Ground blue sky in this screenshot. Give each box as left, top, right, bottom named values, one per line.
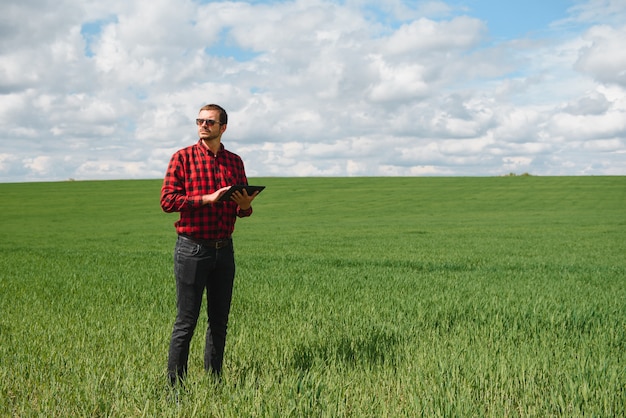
left=1, top=0, right=625, bottom=182
left=460, top=0, right=576, bottom=39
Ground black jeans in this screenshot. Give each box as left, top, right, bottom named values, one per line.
left=167, top=235, right=235, bottom=385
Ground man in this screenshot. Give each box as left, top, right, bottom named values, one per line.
left=160, top=103, right=258, bottom=385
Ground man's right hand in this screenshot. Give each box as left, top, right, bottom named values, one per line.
left=201, top=186, right=231, bottom=205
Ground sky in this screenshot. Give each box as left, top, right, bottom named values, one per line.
left=1, top=0, right=625, bottom=182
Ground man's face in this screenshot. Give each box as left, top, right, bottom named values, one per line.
left=197, top=109, right=225, bottom=141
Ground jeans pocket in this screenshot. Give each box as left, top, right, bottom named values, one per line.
left=176, top=238, right=201, bottom=257
left=175, top=239, right=201, bottom=284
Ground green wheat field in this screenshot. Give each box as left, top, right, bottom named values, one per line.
left=1, top=176, right=624, bottom=417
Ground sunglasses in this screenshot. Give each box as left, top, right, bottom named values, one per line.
left=196, top=119, right=221, bottom=126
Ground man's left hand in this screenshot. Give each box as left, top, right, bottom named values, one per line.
left=230, top=188, right=258, bottom=210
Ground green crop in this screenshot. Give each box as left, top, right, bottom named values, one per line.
left=1, top=176, right=624, bottom=417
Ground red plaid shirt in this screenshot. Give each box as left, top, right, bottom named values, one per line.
left=160, top=140, right=252, bottom=240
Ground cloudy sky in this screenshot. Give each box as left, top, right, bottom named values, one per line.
left=1, top=0, right=625, bottom=182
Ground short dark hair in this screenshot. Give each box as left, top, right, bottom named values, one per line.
left=199, top=104, right=228, bottom=125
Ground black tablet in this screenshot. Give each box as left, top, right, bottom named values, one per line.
left=218, top=185, right=265, bottom=202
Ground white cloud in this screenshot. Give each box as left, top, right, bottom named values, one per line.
left=0, top=0, right=625, bottom=182
left=549, top=112, right=626, bottom=142
left=575, top=24, right=626, bottom=87
left=24, top=156, right=53, bottom=175
left=75, top=160, right=159, bottom=179
left=382, top=16, right=486, bottom=55
left=502, top=156, right=533, bottom=172
left=563, top=91, right=611, bottom=115
left=0, top=153, right=18, bottom=172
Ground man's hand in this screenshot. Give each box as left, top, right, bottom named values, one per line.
left=201, top=186, right=232, bottom=205
left=230, top=188, right=259, bottom=210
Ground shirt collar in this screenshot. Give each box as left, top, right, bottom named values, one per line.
left=197, top=139, right=224, bottom=156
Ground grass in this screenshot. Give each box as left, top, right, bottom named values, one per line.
left=0, top=176, right=624, bottom=416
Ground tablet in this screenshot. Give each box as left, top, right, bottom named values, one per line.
left=218, top=185, right=265, bottom=202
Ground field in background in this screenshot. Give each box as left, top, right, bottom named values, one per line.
left=0, top=176, right=624, bottom=417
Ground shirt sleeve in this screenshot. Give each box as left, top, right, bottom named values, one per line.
left=237, top=206, right=253, bottom=217
left=234, top=156, right=253, bottom=217
left=160, top=152, right=198, bottom=213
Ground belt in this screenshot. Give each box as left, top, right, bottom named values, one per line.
left=180, top=234, right=232, bottom=249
